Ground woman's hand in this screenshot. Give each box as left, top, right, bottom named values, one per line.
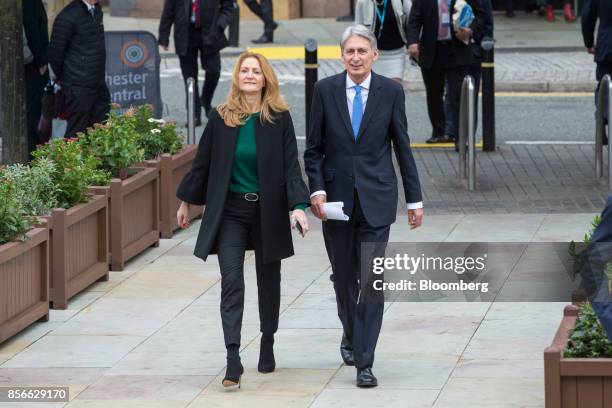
left=177, top=201, right=190, bottom=229
left=290, top=209, right=309, bottom=237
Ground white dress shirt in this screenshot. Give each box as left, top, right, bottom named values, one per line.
left=82, top=0, right=95, bottom=15
left=311, top=72, right=423, bottom=211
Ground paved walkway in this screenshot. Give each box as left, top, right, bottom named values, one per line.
left=0, top=213, right=599, bottom=407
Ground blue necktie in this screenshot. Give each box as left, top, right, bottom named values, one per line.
left=352, top=85, right=363, bottom=140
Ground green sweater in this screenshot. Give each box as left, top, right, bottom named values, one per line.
left=229, top=113, right=306, bottom=211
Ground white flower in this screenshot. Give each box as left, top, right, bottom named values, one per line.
left=150, top=128, right=161, bottom=134
left=147, top=118, right=156, bottom=123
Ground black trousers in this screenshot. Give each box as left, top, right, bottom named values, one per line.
left=244, top=0, right=275, bottom=34
left=179, top=25, right=221, bottom=121
left=216, top=193, right=281, bottom=348
left=64, top=83, right=110, bottom=139
left=323, top=191, right=389, bottom=369
left=25, top=63, right=48, bottom=156
left=421, top=42, right=470, bottom=138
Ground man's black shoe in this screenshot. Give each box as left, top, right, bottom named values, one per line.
left=356, top=367, right=378, bottom=388
left=426, top=135, right=453, bottom=144
left=252, top=33, right=273, bottom=44
left=186, top=118, right=202, bottom=128
left=340, top=334, right=354, bottom=366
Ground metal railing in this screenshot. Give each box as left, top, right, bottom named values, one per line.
left=595, top=74, right=612, bottom=191
left=187, top=77, right=196, bottom=145
left=458, top=75, right=476, bottom=191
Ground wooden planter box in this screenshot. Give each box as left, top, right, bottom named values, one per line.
left=145, top=145, right=203, bottom=238
left=45, top=194, right=109, bottom=309
left=545, top=304, right=612, bottom=408
left=0, top=228, right=50, bottom=344
left=90, top=167, right=160, bottom=271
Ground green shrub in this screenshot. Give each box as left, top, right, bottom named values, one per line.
left=78, top=111, right=144, bottom=179
left=565, top=303, right=612, bottom=358
left=0, top=160, right=58, bottom=217
left=131, top=105, right=184, bottom=160
left=0, top=171, right=33, bottom=245
left=32, top=139, right=111, bottom=208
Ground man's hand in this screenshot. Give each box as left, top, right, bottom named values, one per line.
left=310, top=194, right=327, bottom=221
left=39, top=65, right=47, bottom=76
left=160, top=44, right=169, bottom=51
left=407, top=208, right=423, bottom=229
left=408, top=43, right=419, bottom=62
left=587, top=47, right=595, bottom=54
left=455, top=27, right=471, bottom=43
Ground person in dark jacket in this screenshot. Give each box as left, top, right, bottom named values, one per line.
left=176, top=52, right=310, bottom=389
left=23, top=0, right=49, bottom=157
left=47, top=0, right=110, bottom=139
left=407, top=0, right=484, bottom=144
left=159, top=0, right=232, bottom=126
left=582, top=0, right=612, bottom=145
left=244, top=0, right=278, bottom=44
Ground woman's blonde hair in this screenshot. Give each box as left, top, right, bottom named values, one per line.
left=217, top=52, right=288, bottom=127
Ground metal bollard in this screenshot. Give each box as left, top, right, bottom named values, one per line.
left=481, top=37, right=495, bottom=152
left=305, top=39, right=318, bottom=137
left=459, top=75, right=476, bottom=191
left=187, top=77, right=195, bottom=145
left=595, top=75, right=610, bottom=181
left=228, top=1, right=240, bottom=48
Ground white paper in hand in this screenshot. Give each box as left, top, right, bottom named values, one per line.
left=323, top=202, right=349, bottom=221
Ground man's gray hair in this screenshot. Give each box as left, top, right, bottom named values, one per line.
left=340, top=24, right=378, bottom=51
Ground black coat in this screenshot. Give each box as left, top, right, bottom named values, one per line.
left=406, top=0, right=485, bottom=69
left=158, top=0, right=233, bottom=57
left=176, top=109, right=310, bottom=264
left=23, top=0, right=49, bottom=69
left=582, top=0, right=612, bottom=63
left=48, top=0, right=106, bottom=88
left=304, top=72, right=422, bottom=228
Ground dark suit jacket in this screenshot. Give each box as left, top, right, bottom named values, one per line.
left=582, top=0, right=612, bottom=63
left=23, top=0, right=49, bottom=69
left=406, top=0, right=485, bottom=69
left=304, top=71, right=422, bottom=228
left=176, top=109, right=310, bottom=264
left=579, top=194, right=612, bottom=340
left=158, top=0, right=232, bottom=56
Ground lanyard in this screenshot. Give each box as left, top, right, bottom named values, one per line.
left=375, top=0, right=388, bottom=37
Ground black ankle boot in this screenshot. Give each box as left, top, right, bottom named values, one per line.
left=223, top=345, right=243, bottom=388
left=258, top=334, right=275, bottom=373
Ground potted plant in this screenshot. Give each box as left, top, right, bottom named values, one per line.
left=80, top=111, right=160, bottom=271
left=132, top=105, right=202, bottom=238
left=545, top=217, right=612, bottom=408
left=0, top=171, right=49, bottom=343
left=31, top=139, right=111, bottom=309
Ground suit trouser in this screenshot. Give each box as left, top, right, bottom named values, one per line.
left=25, top=63, right=48, bottom=156
left=323, top=191, right=389, bottom=369
left=179, top=25, right=221, bottom=121
left=444, top=54, right=482, bottom=138
left=421, top=42, right=470, bottom=138
left=244, top=0, right=275, bottom=34
left=64, top=83, right=110, bottom=139
left=216, top=193, right=281, bottom=348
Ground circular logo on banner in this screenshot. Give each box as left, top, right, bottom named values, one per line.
left=120, top=40, right=148, bottom=68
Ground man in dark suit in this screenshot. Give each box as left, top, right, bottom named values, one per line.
left=159, top=0, right=233, bottom=125
left=48, top=0, right=110, bottom=139
left=407, top=0, right=484, bottom=144
left=23, top=0, right=49, bottom=156
left=579, top=195, right=612, bottom=340
left=582, top=0, right=611, bottom=145
left=304, top=25, right=423, bottom=388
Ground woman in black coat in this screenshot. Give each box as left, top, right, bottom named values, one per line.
left=176, top=52, right=310, bottom=389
